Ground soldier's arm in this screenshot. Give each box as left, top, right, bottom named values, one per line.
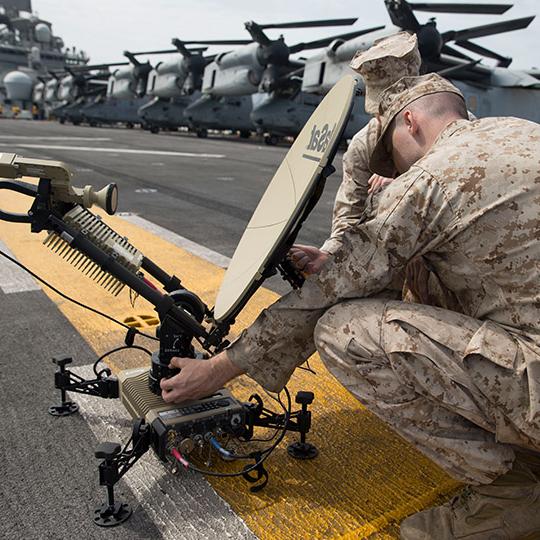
left=227, top=169, right=454, bottom=392
left=320, top=120, right=378, bottom=254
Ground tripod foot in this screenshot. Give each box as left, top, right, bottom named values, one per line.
left=94, top=501, right=132, bottom=527
left=48, top=401, right=79, bottom=416
left=287, top=441, right=318, bottom=460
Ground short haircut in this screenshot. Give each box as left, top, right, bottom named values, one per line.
left=397, top=91, right=468, bottom=125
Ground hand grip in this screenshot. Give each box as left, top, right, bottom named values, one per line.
left=0, top=180, right=37, bottom=223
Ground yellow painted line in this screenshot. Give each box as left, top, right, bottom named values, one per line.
left=0, top=185, right=460, bottom=539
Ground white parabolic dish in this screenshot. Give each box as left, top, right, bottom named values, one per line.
left=213, top=75, right=357, bottom=323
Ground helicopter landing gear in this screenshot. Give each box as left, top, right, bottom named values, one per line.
left=196, top=128, right=208, bottom=138
left=264, top=134, right=279, bottom=146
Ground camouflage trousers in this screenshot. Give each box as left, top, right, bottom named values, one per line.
left=314, top=298, right=540, bottom=485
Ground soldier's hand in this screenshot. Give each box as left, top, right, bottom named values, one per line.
left=160, top=351, right=244, bottom=403
left=368, top=174, right=394, bottom=194
left=289, top=244, right=329, bottom=275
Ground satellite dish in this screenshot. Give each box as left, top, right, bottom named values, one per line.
left=212, top=74, right=357, bottom=325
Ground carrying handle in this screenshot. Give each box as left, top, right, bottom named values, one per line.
left=0, top=180, right=38, bottom=223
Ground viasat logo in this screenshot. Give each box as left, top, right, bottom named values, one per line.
left=306, top=123, right=335, bottom=153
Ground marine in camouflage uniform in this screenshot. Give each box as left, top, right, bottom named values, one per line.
left=161, top=34, right=540, bottom=539
left=225, top=72, right=540, bottom=537
left=321, top=31, right=420, bottom=255
left=320, top=32, right=459, bottom=309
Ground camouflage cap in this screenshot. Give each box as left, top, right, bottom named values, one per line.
left=369, top=73, right=465, bottom=177
left=349, top=31, right=421, bottom=114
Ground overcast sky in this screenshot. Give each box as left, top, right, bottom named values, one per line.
left=32, top=0, right=539, bottom=71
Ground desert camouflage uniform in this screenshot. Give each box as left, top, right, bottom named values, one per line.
left=320, top=31, right=420, bottom=254
left=228, top=116, right=540, bottom=485
left=320, top=118, right=380, bottom=254
left=320, top=116, right=463, bottom=309
left=320, top=32, right=451, bottom=305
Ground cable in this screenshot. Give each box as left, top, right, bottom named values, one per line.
left=297, top=359, right=317, bottom=375
left=93, top=344, right=153, bottom=377
left=172, top=387, right=292, bottom=479
left=0, top=248, right=159, bottom=341
left=246, top=428, right=281, bottom=444
left=209, top=437, right=236, bottom=459
left=171, top=448, right=189, bottom=469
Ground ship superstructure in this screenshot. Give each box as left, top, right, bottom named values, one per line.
left=0, top=0, right=88, bottom=110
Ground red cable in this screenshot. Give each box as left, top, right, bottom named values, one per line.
left=171, top=448, right=190, bottom=469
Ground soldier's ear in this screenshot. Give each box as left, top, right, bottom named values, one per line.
left=402, top=109, right=419, bottom=135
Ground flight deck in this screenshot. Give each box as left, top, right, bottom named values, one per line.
left=0, top=119, right=460, bottom=539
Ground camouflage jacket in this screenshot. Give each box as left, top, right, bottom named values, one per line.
left=228, top=117, right=540, bottom=392
left=320, top=118, right=379, bottom=254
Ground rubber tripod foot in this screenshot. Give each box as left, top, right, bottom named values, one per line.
left=48, top=401, right=79, bottom=416
left=94, top=502, right=132, bottom=527
left=287, top=441, right=318, bottom=460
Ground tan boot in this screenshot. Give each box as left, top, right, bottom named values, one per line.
left=400, top=453, right=540, bottom=539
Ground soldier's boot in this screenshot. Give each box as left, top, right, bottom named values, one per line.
left=400, top=450, right=540, bottom=540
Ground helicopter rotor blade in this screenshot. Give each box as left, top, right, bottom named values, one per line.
left=129, top=47, right=207, bottom=56
left=442, top=15, right=535, bottom=42
left=409, top=2, right=512, bottom=15
left=437, top=58, right=482, bottom=77
left=455, top=39, right=512, bottom=67
left=130, top=49, right=177, bottom=55
left=289, top=25, right=385, bottom=54
left=171, top=38, right=209, bottom=58
left=259, top=18, right=358, bottom=29
left=384, top=0, right=421, bottom=32
left=181, top=39, right=252, bottom=45
left=440, top=44, right=474, bottom=61
left=69, top=62, right=129, bottom=71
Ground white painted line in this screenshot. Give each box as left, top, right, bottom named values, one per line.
left=70, top=364, right=257, bottom=540
left=217, top=176, right=235, bottom=181
left=0, top=136, right=111, bottom=141
left=8, top=143, right=225, bottom=159
left=0, top=239, right=40, bottom=294
left=135, top=188, right=157, bottom=193
left=118, top=213, right=230, bottom=269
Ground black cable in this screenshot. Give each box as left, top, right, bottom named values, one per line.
left=93, top=344, right=152, bottom=377
left=0, top=248, right=159, bottom=341
left=177, top=386, right=292, bottom=478
left=243, top=430, right=281, bottom=444
left=297, top=361, right=317, bottom=375
left=0, top=247, right=299, bottom=478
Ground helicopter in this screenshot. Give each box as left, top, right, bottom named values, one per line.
left=181, top=17, right=383, bottom=141
left=31, top=74, right=49, bottom=118
left=32, top=71, right=64, bottom=119
left=51, top=63, right=128, bottom=125
left=137, top=40, right=210, bottom=134
left=79, top=51, right=162, bottom=128
left=252, top=1, right=538, bottom=140
left=311, top=3, right=537, bottom=116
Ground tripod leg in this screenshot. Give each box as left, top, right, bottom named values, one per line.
left=48, top=356, right=79, bottom=416
left=287, top=391, right=318, bottom=460
left=93, top=442, right=132, bottom=527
